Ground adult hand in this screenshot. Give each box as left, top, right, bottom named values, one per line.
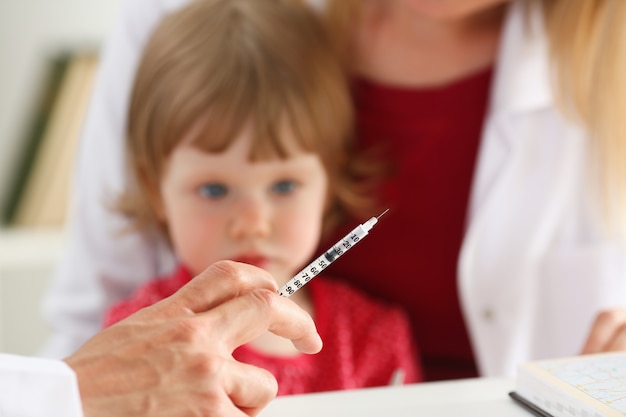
left=581, top=308, right=626, bottom=354
left=64, top=261, right=322, bottom=417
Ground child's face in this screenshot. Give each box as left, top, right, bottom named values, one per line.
left=158, top=124, right=328, bottom=286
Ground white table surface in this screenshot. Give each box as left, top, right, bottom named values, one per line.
left=261, top=377, right=530, bottom=417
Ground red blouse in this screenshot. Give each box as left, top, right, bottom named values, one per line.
left=320, top=67, right=493, bottom=381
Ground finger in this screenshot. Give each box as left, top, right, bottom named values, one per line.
left=223, top=360, right=278, bottom=415
left=265, top=293, right=324, bottom=354
left=581, top=310, right=626, bottom=354
left=202, top=288, right=322, bottom=354
left=163, top=261, right=278, bottom=315
left=200, top=392, right=254, bottom=417
left=603, top=323, right=626, bottom=352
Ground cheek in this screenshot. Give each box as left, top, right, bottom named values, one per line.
left=281, top=214, right=324, bottom=264
left=166, top=209, right=224, bottom=274
left=279, top=192, right=327, bottom=258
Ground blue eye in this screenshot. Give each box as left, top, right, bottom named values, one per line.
left=199, top=183, right=228, bottom=199
left=272, top=180, right=297, bottom=195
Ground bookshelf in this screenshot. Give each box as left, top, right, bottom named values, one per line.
left=0, top=0, right=122, bottom=221
left=3, top=52, right=99, bottom=227
left=0, top=0, right=121, bottom=355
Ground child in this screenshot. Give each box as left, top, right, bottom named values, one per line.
left=104, top=0, right=421, bottom=395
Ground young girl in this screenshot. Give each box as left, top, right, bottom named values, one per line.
left=103, top=0, right=421, bottom=395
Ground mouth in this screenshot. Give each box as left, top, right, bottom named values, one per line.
left=232, top=254, right=270, bottom=269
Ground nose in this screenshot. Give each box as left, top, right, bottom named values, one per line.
left=229, top=196, right=271, bottom=240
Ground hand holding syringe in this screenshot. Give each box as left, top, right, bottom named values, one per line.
left=278, top=209, right=389, bottom=297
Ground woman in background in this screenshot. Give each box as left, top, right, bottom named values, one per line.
left=41, top=0, right=626, bottom=384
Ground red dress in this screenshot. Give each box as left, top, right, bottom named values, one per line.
left=104, top=265, right=422, bottom=395
left=320, top=68, right=493, bottom=381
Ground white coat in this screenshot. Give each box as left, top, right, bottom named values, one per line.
left=0, top=354, right=83, bottom=416
left=40, top=0, right=626, bottom=380
left=459, top=0, right=626, bottom=377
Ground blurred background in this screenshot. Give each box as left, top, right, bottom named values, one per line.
left=0, top=0, right=122, bottom=356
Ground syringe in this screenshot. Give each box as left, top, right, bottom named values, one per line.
left=278, top=209, right=389, bottom=297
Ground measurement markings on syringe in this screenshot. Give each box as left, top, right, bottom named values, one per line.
left=278, top=211, right=387, bottom=297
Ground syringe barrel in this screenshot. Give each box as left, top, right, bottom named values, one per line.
left=277, top=224, right=370, bottom=297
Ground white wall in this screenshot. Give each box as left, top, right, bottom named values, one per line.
left=0, top=229, right=66, bottom=355
left=0, top=0, right=123, bottom=212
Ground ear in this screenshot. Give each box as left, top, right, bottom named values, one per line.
left=139, top=168, right=167, bottom=223
left=322, top=170, right=336, bottom=213
left=151, top=188, right=167, bottom=223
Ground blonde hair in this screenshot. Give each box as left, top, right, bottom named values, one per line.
left=538, top=0, right=626, bottom=235
left=324, top=0, right=626, bottom=235
left=121, top=0, right=373, bottom=236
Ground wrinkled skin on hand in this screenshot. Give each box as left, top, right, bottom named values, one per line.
left=64, top=261, right=322, bottom=417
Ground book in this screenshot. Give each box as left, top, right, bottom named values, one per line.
left=510, top=352, right=626, bottom=417
left=1, top=54, right=71, bottom=225
left=7, top=51, right=98, bottom=228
